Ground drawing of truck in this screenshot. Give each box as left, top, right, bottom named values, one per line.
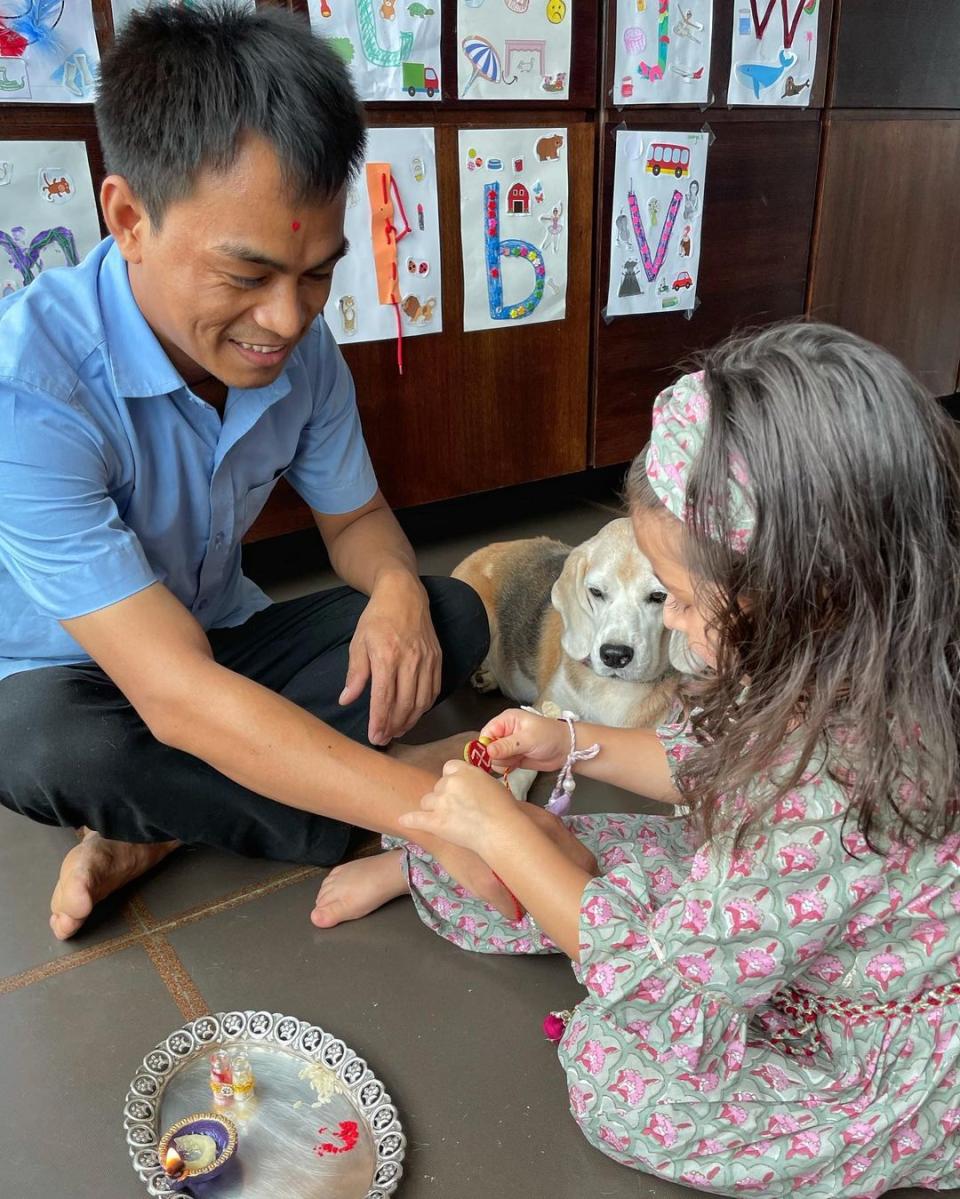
left=402, top=63, right=439, bottom=97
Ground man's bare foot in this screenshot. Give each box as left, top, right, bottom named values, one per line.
left=49, top=829, right=179, bottom=941
left=311, top=850, right=407, bottom=929
left=389, top=731, right=479, bottom=776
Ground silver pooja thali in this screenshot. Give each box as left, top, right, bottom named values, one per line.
left=124, top=1010, right=406, bottom=1197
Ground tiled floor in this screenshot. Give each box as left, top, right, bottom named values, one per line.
left=0, top=476, right=950, bottom=1198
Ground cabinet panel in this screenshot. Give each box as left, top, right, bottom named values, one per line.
left=808, top=115, right=960, bottom=396
left=592, top=114, right=821, bottom=468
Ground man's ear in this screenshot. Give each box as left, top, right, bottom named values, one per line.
left=100, top=174, right=151, bottom=265
left=551, top=545, right=595, bottom=661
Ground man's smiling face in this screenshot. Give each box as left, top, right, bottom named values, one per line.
left=126, top=134, right=348, bottom=388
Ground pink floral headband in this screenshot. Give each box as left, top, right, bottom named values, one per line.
left=644, top=371, right=755, bottom=552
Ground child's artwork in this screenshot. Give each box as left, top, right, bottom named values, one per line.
left=0, top=0, right=101, bottom=104
left=605, top=129, right=708, bottom=318
left=726, top=0, right=818, bottom=107
left=111, top=0, right=255, bottom=34
left=458, top=127, right=568, bottom=333
left=457, top=0, right=572, bottom=101
left=0, top=139, right=101, bottom=297
left=327, top=127, right=442, bottom=346
left=613, top=0, right=713, bottom=106
left=307, top=0, right=442, bottom=102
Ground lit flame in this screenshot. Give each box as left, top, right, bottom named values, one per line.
left=164, top=1147, right=186, bottom=1178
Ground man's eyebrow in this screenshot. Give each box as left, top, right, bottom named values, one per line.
left=214, top=239, right=349, bottom=274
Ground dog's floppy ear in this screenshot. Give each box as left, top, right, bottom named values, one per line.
left=551, top=545, right=595, bottom=661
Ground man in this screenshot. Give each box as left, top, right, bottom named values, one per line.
left=0, top=3, right=505, bottom=938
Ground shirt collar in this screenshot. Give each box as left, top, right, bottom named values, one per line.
left=98, top=238, right=185, bottom=398
left=97, top=238, right=294, bottom=408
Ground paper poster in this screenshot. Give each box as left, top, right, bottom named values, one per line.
left=605, top=129, right=707, bottom=318
left=727, top=0, right=818, bottom=107
left=111, top=0, right=255, bottom=34
left=0, top=140, right=101, bottom=297
left=458, top=128, right=568, bottom=334
left=457, top=0, right=572, bottom=101
left=613, top=0, right=713, bottom=106
left=327, top=127, right=441, bottom=346
left=307, top=0, right=441, bottom=102
left=0, top=0, right=101, bottom=104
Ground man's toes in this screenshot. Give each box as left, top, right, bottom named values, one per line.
left=49, top=909, right=85, bottom=941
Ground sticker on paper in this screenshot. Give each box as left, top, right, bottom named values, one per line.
left=727, top=0, right=818, bottom=107
left=605, top=129, right=708, bottom=317
left=459, top=127, right=568, bottom=332
left=308, top=0, right=442, bottom=102
left=614, top=0, right=713, bottom=106
left=0, top=0, right=101, bottom=104
left=0, top=139, right=100, bottom=297
left=327, top=126, right=442, bottom=345
left=457, top=0, right=572, bottom=101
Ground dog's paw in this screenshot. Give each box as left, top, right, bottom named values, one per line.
left=470, top=665, right=498, bottom=693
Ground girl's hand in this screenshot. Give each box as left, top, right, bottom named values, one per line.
left=480, top=708, right=569, bottom=773
left=398, top=759, right=519, bottom=857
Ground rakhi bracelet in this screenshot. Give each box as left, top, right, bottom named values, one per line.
left=522, top=706, right=601, bottom=817
left=463, top=736, right=524, bottom=923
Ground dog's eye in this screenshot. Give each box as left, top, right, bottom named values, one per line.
left=588, top=586, right=605, bottom=600
left=648, top=591, right=668, bottom=604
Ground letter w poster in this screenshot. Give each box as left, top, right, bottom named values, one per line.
left=458, top=128, right=568, bottom=333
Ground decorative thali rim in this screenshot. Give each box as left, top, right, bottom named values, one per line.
left=124, top=1009, right=405, bottom=1199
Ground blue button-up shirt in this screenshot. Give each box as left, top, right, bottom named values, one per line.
left=0, top=238, right=378, bottom=682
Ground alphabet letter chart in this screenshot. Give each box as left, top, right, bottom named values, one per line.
left=605, top=129, right=708, bottom=318
left=458, top=128, right=568, bottom=333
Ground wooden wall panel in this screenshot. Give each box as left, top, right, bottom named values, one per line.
left=831, top=0, right=960, bottom=110
left=253, top=114, right=596, bottom=539
left=808, top=113, right=960, bottom=396
left=591, top=113, right=822, bottom=468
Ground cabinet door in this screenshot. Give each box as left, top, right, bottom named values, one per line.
left=592, top=115, right=821, bottom=468
left=808, top=115, right=960, bottom=397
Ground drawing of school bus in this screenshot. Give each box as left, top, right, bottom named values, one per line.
left=646, top=143, right=691, bottom=179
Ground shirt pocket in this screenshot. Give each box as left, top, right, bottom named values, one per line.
left=242, top=468, right=287, bottom=531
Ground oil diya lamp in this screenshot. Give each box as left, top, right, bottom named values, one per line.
left=158, top=1112, right=238, bottom=1190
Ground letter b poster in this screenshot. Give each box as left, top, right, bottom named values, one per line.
left=458, top=128, right=568, bottom=333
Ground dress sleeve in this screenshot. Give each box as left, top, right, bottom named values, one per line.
left=575, top=769, right=869, bottom=1017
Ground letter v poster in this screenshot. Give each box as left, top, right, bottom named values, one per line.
left=605, top=129, right=707, bottom=317
left=458, top=128, right=568, bottom=333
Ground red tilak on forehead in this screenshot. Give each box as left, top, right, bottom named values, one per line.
left=291, top=220, right=301, bottom=232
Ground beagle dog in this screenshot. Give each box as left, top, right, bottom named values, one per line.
left=453, top=518, right=677, bottom=797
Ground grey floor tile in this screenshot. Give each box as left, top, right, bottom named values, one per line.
left=0, top=945, right=185, bottom=1197
left=0, top=806, right=135, bottom=978
left=134, top=843, right=305, bottom=924
left=168, top=876, right=641, bottom=1199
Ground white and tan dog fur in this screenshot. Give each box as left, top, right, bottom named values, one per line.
left=453, top=518, right=677, bottom=796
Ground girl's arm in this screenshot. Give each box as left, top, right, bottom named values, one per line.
left=399, top=761, right=590, bottom=958
left=484, top=710, right=682, bottom=805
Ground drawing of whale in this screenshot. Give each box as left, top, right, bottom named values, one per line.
left=736, top=50, right=797, bottom=99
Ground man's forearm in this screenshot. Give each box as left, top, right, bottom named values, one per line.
left=154, top=655, right=438, bottom=843
left=325, top=505, right=422, bottom=597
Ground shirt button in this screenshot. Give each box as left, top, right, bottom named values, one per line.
left=214, top=532, right=225, bottom=551
left=197, top=598, right=209, bottom=611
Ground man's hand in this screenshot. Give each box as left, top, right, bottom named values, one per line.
left=339, top=571, right=441, bottom=746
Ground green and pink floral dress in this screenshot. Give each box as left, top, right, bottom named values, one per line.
left=387, top=714, right=960, bottom=1196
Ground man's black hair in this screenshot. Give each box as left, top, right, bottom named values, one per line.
left=95, top=2, right=366, bottom=223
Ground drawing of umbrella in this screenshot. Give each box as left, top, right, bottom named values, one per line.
left=461, top=35, right=516, bottom=95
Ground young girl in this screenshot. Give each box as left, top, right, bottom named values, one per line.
left=315, top=321, right=960, bottom=1196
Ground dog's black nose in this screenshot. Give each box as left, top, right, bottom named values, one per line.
left=599, top=643, right=634, bottom=668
